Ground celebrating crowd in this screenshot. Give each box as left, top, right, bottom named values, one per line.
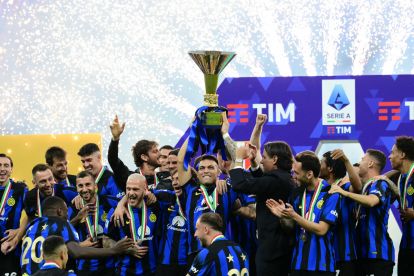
left=0, top=113, right=413, bottom=276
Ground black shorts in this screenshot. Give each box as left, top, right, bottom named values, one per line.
left=155, top=264, right=187, bottom=276
left=398, top=249, right=414, bottom=276
left=76, top=269, right=115, bottom=276
left=290, top=270, right=335, bottom=276
left=335, top=260, right=356, bottom=276
left=0, top=252, right=21, bottom=276
left=356, top=259, right=394, bottom=276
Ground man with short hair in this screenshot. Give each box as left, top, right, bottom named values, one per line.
left=108, top=115, right=162, bottom=190
left=104, top=174, right=161, bottom=276
left=21, top=196, right=134, bottom=275
left=32, top=235, right=76, bottom=276
left=177, top=137, right=244, bottom=266
left=78, top=143, right=125, bottom=199
left=0, top=153, right=28, bottom=276
left=24, top=164, right=77, bottom=221
left=320, top=149, right=362, bottom=275
left=167, top=149, right=179, bottom=176
left=389, top=135, right=414, bottom=276
left=154, top=145, right=174, bottom=190
left=267, top=151, right=341, bottom=276
left=45, top=146, right=76, bottom=187
left=229, top=139, right=294, bottom=275
left=159, top=145, right=173, bottom=173
left=187, top=213, right=249, bottom=276
left=330, top=149, right=396, bottom=276
left=69, top=171, right=119, bottom=276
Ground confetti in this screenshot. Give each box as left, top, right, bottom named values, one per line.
left=0, top=0, right=414, bottom=167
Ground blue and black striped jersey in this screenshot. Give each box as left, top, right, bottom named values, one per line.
left=20, top=216, right=80, bottom=275
left=24, top=186, right=78, bottom=220
left=180, top=180, right=238, bottom=253
left=333, top=182, right=357, bottom=262
left=291, top=180, right=340, bottom=273
left=96, top=167, right=125, bottom=199
left=154, top=190, right=188, bottom=266
left=188, top=236, right=249, bottom=276
left=399, top=172, right=414, bottom=250
left=104, top=203, right=161, bottom=275
left=356, top=179, right=395, bottom=262
left=68, top=195, right=119, bottom=273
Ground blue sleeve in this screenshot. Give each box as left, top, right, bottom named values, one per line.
left=58, top=186, right=78, bottom=203
left=238, top=193, right=255, bottom=206
left=320, top=193, right=340, bottom=224
left=101, top=176, right=124, bottom=199
left=368, top=180, right=388, bottom=205
left=63, top=221, right=80, bottom=243
left=103, top=195, right=120, bottom=209
left=229, top=188, right=239, bottom=207
left=188, top=249, right=212, bottom=275
left=342, top=182, right=351, bottom=192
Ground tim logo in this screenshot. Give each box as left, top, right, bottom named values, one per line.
left=227, top=103, right=296, bottom=124
left=328, top=85, right=350, bottom=111
left=377, top=101, right=401, bottom=121
left=227, top=104, right=249, bottom=123
left=377, top=100, right=414, bottom=121
left=326, top=126, right=352, bottom=135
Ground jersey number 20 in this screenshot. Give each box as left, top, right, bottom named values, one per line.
left=21, top=236, right=45, bottom=265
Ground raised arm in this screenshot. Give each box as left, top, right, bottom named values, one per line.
left=108, top=115, right=130, bottom=190
left=331, top=149, right=362, bottom=193
left=177, top=137, right=192, bottom=185
left=221, top=113, right=237, bottom=162
left=249, top=114, right=267, bottom=165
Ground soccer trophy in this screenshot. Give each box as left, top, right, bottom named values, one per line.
left=183, top=51, right=236, bottom=169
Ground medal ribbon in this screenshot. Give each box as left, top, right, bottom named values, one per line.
left=199, top=185, right=218, bottom=212
left=176, top=196, right=186, bottom=220
left=128, top=201, right=147, bottom=242
left=0, top=180, right=12, bottom=216
left=333, top=178, right=343, bottom=186
left=65, top=177, right=71, bottom=187
left=398, top=163, right=414, bottom=209
left=354, top=178, right=375, bottom=228
left=95, top=166, right=105, bottom=184
left=301, top=179, right=323, bottom=222
left=37, top=187, right=54, bottom=217
left=83, top=195, right=99, bottom=239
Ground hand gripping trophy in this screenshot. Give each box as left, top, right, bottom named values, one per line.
left=183, top=51, right=236, bottom=169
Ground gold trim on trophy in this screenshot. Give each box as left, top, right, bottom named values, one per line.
left=189, top=50, right=236, bottom=126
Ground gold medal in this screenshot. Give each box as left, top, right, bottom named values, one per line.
left=300, top=232, right=308, bottom=242
left=407, top=186, right=414, bottom=196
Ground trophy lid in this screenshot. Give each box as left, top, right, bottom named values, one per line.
left=188, top=51, right=236, bottom=75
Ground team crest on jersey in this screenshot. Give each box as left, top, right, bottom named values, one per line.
left=101, top=211, right=107, bottom=222
left=137, top=225, right=151, bottom=236
left=171, top=216, right=185, bottom=227
left=7, top=197, right=15, bottom=207
left=317, top=199, right=324, bottom=209
left=149, top=213, right=157, bottom=222
left=408, top=186, right=414, bottom=196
